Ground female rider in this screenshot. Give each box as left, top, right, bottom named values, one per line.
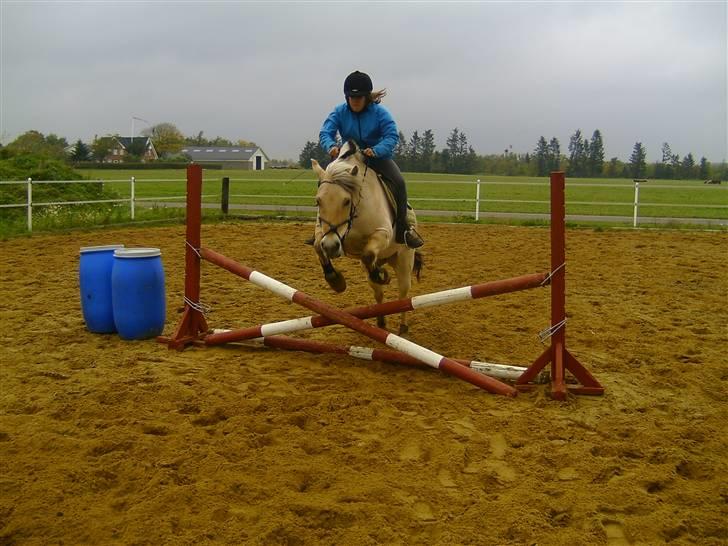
left=318, top=70, right=424, bottom=249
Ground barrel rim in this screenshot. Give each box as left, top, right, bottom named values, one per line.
left=114, top=248, right=161, bottom=258
left=80, top=244, right=125, bottom=254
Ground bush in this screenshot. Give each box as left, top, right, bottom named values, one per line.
left=0, top=154, right=124, bottom=232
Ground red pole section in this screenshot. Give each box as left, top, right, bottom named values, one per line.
left=205, top=271, right=549, bottom=345
left=200, top=247, right=518, bottom=397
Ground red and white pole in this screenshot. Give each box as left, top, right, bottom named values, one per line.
left=204, top=271, right=548, bottom=345
left=201, top=248, right=518, bottom=397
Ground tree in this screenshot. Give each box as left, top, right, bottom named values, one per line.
left=699, top=157, right=710, bottom=179
left=298, top=140, right=328, bottom=168
left=91, top=135, right=115, bottom=161
left=420, top=130, right=436, bottom=173
left=534, top=137, right=549, bottom=176
left=143, top=122, right=185, bottom=156
left=548, top=137, right=561, bottom=171
left=70, top=139, right=90, bottom=162
left=657, top=142, right=674, bottom=179
left=6, top=130, right=67, bottom=159
left=588, top=130, right=605, bottom=176
left=393, top=130, right=408, bottom=170
left=408, top=131, right=421, bottom=173
left=681, top=153, right=696, bottom=179
left=629, top=142, right=647, bottom=178
left=568, top=129, right=586, bottom=177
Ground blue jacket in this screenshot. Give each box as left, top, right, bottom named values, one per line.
left=319, top=102, right=399, bottom=160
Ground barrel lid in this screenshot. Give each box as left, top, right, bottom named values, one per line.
left=114, top=248, right=161, bottom=258
left=80, top=244, right=125, bottom=254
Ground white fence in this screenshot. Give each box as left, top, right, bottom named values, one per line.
left=1, top=177, right=726, bottom=232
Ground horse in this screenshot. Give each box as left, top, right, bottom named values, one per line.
left=311, top=140, right=423, bottom=334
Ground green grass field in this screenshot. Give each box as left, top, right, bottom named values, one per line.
left=78, top=168, right=728, bottom=221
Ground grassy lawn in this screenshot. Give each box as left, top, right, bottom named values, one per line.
left=77, top=168, right=727, bottom=220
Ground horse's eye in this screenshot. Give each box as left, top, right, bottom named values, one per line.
left=343, top=198, right=350, bottom=208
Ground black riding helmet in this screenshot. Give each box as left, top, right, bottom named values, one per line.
left=344, top=71, right=373, bottom=98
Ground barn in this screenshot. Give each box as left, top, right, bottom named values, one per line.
left=180, top=146, right=269, bottom=170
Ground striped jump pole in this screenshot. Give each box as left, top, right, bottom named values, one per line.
left=199, top=247, right=518, bottom=397
left=204, top=271, right=549, bottom=346
left=213, top=331, right=548, bottom=384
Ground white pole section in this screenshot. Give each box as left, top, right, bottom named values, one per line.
left=475, top=179, right=481, bottom=221
left=27, top=178, right=32, bottom=232
left=130, top=176, right=136, bottom=220
left=633, top=180, right=640, bottom=228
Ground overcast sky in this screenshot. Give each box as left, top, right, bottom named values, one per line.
left=1, top=1, right=726, bottom=163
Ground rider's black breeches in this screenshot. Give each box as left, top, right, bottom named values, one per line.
left=367, top=158, right=408, bottom=243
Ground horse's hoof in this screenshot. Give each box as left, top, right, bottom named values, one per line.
left=399, top=323, right=409, bottom=336
left=369, top=268, right=390, bottom=285
left=325, top=271, right=347, bottom=293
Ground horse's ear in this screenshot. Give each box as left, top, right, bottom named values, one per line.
left=349, top=165, right=359, bottom=176
left=311, top=159, right=325, bottom=179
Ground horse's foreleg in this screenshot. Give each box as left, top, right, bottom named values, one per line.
left=361, top=231, right=391, bottom=286
left=367, top=278, right=386, bottom=330
left=392, top=249, right=415, bottom=336
left=315, top=244, right=346, bottom=293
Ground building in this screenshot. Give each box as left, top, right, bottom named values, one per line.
left=103, top=137, right=159, bottom=163
left=179, top=146, right=268, bottom=170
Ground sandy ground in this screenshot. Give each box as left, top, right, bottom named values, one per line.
left=0, top=221, right=726, bottom=545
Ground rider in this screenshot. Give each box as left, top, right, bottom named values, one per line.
left=317, top=70, right=424, bottom=249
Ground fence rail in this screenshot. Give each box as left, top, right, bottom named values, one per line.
left=1, top=176, right=726, bottom=233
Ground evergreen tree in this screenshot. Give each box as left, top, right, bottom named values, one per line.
left=699, top=157, right=710, bottom=179
left=299, top=140, right=328, bottom=168
left=629, top=142, right=647, bottom=178
left=393, top=130, right=408, bottom=170
left=70, top=139, right=90, bottom=162
left=420, top=130, right=436, bottom=173
left=408, top=131, right=421, bottom=173
left=568, top=129, right=586, bottom=176
left=658, top=142, right=673, bottom=179
left=588, top=130, right=605, bottom=176
left=534, top=136, right=549, bottom=176
left=681, top=153, right=696, bottom=179
left=548, top=137, right=561, bottom=171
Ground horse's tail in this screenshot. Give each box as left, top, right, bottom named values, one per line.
left=412, top=250, right=424, bottom=282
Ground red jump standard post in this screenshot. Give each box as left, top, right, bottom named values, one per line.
left=158, top=164, right=208, bottom=349
left=514, top=172, right=604, bottom=399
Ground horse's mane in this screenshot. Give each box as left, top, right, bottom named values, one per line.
left=324, top=141, right=365, bottom=195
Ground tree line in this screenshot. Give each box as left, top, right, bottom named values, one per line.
left=299, top=128, right=725, bottom=180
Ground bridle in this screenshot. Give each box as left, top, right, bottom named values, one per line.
left=317, top=179, right=358, bottom=247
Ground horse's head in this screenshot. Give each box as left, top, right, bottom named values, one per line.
left=312, top=142, right=363, bottom=258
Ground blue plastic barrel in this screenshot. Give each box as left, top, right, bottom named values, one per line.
left=79, top=244, right=125, bottom=333
left=111, top=248, right=166, bottom=340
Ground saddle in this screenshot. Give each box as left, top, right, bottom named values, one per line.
left=374, top=172, right=415, bottom=226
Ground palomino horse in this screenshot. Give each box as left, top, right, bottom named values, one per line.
left=311, top=140, right=423, bottom=334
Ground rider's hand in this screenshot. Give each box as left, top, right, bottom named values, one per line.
left=329, top=146, right=340, bottom=159
left=363, top=148, right=376, bottom=157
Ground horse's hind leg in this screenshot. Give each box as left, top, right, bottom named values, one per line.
left=366, top=276, right=387, bottom=329
left=391, top=249, right=415, bottom=335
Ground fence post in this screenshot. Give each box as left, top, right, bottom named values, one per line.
left=633, top=180, right=640, bottom=227
left=221, top=177, right=230, bottom=214
left=130, top=176, right=136, bottom=220
left=475, top=179, right=481, bottom=221
left=27, top=178, right=33, bottom=232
